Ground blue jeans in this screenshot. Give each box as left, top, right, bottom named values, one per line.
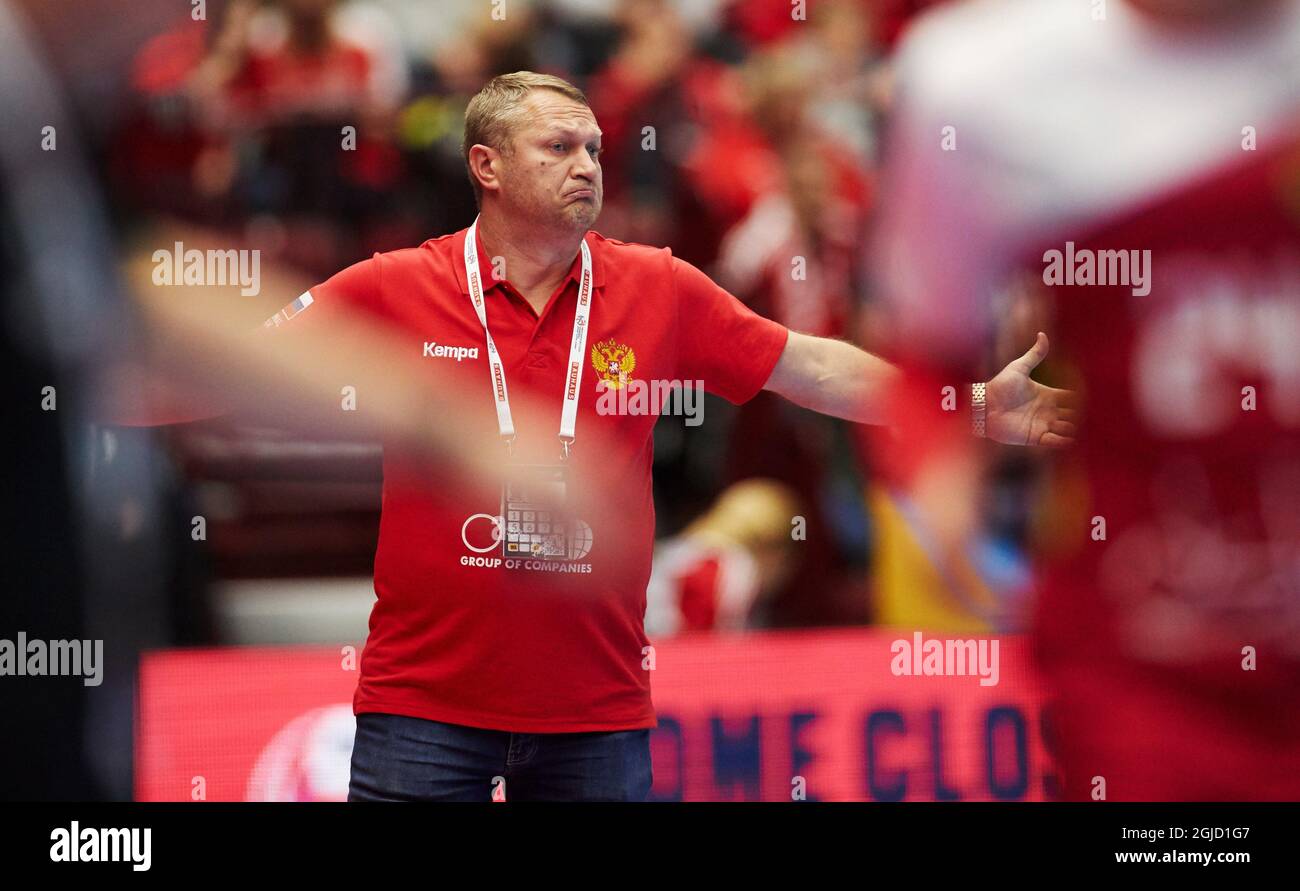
left=347, top=712, right=653, bottom=802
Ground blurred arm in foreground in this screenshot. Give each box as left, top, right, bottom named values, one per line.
left=103, top=221, right=574, bottom=494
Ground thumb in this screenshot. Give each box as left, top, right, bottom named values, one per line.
left=1011, top=331, right=1050, bottom=375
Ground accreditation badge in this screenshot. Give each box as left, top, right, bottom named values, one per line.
left=500, top=464, right=583, bottom=561
left=461, top=215, right=597, bottom=567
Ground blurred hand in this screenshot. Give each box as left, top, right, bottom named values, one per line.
left=986, top=332, right=1079, bottom=448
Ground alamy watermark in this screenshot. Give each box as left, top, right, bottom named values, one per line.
left=890, top=631, right=999, bottom=687
left=595, top=378, right=704, bottom=426
left=50, top=822, right=150, bottom=871
left=152, top=241, right=261, bottom=296
left=0, top=632, right=103, bottom=686
left=1042, top=241, right=1151, bottom=297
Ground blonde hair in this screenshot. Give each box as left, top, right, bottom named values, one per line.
left=686, top=479, right=803, bottom=552
left=462, top=71, right=590, bottom=206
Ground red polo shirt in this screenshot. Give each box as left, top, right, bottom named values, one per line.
left=288, top=225, right=788, bottom=732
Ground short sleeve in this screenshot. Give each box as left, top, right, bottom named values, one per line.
left=673, top=255, right=788, bottom=404
left=261, top=254, right=382, bottom=342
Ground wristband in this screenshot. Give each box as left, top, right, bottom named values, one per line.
left=971, top=382, right=987, bottom=438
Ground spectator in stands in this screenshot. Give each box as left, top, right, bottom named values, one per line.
left=646, top=479, right=803, bottom=635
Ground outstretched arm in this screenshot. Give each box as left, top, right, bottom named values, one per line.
left=763, top=329, right=1077, bottom=447
left=762, top=330, right=901, bottom=426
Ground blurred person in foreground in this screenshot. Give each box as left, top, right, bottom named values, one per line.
left=232, top=70, right=1070, bottom=802
left=644, top=479, right=802, bottom=636
left=0, top=0, right=479, bottom=799
left=876, top=0, right=1300, bottom=799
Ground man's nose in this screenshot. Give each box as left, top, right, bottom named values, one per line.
left=571, top=151, right=598, bottom=182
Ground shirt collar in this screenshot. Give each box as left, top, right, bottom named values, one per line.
left=453, top=224, right=606, bottom=299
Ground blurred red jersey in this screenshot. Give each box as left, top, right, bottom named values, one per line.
left=1032, top=125, right=1300, bottom=800
left=877, top=0, right=1300, bottom=798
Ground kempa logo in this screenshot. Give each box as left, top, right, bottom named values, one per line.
left=1043, top=241, right=1152, bottom=296
left=423, top=341, right=480, bottom=362
left=595, top=378, right=704, bottom=426
left=0, top=632, right=103, bottom=686
left=152, top=241, right=261, bottom=296
left=50, top=822, right=150, bottom=871
left=890, top=631, right=1000, bottom=687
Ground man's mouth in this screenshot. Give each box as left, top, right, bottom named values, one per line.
left=565, top=188, right=595, bottom=200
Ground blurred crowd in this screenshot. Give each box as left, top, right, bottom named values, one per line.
left=73, top=0, right=1041, bottom=641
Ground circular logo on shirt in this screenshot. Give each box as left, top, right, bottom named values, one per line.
left=567, top=520, right=594, bottom=560
left=461, top=513, right=503, bottom=553
left=459, top=514, right=594, bottom=563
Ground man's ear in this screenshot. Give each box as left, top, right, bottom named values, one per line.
left=467, top=144, right=501, bottom=196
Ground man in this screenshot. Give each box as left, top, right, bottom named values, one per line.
left=261, top=71, right=1072, bottom=802
left=875, top=0, right=1300, bottom=799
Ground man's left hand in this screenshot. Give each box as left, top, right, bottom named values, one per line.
left=986, top=332, right=1078, bottom=448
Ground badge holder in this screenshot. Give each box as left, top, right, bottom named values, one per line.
left=462, top=216, right=592, bottom=565
left=499, top=436, right=580, bottom=561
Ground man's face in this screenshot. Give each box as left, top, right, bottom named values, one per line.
left=498, top=90, right=603, bottom=233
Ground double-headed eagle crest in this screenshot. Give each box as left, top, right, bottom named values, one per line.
left=590, top=338, right=636, bottom=389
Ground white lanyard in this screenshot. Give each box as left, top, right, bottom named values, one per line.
left=463, top=216, right=594, bottom=459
